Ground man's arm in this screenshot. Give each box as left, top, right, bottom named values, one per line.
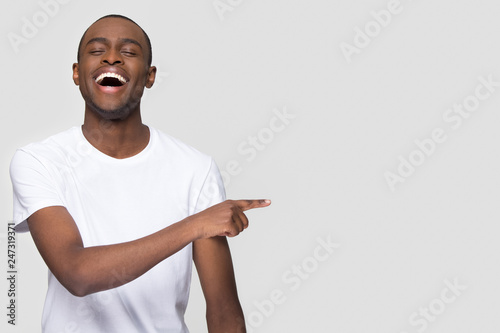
left=27, top=199, right=270, bottom=297
left=194, top=236, right=246, bottom=333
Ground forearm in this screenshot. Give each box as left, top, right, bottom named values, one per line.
left=29, top=200, right=268, bottom=297
left=59, top=218, right=198, bottom=296
left=194, top=236, right=247, bottom=333
left=207, top=301, right=246, bottom=333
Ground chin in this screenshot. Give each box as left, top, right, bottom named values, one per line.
left=89, top=100, right=137, bottom=121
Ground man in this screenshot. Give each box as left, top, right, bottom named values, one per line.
left=9, top=14, right=270, bottom=332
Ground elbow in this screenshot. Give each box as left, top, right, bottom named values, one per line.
left=67, top=288, right=86, bottom=298
left=57, top=265, right=95, bottom=297
left=66, top=284, right=90, bottom=298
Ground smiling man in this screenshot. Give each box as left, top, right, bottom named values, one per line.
left=10, top=14, right=270, bottom=332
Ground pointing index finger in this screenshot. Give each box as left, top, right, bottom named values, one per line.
left=236, top=199, right=272, bottom=211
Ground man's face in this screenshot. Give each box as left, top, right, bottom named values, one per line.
left=73, top=17, right=156, bottom=120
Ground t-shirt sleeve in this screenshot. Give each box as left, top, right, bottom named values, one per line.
left=9, top=149, right=64, bottom=233
left=193, top=158, right=226, bottom=214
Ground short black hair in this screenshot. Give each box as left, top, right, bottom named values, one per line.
left=77, top=14, right=152, bottom=66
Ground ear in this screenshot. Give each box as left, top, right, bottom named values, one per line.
left=72, top=63, right=80, bottom=86
left=145, top=66, right=157, bottom=89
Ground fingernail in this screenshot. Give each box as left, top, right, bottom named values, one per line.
left=264, top=199, right=271, bottom=204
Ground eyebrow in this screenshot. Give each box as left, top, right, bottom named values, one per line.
left=86, top=37, right=143, bottom=49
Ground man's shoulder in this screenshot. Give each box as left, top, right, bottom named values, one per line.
left=15, top=127, right=80, bottom=160
left=151, top=127, right=213, bottom=164
left=10, top=127, right=81, bottom=187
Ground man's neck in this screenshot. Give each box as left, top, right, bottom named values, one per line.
left=82, top=108, right=150, bottom=159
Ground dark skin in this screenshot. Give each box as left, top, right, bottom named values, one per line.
left=27, top=17, right=270, bottom=333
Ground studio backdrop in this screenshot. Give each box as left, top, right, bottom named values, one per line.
left=1, top=0, right=499, bottom=332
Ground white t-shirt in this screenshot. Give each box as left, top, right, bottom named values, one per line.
left=10, top=126, right=226, bottom=333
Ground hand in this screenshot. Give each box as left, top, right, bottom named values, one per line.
left=188, top=199, right=271, bottom=239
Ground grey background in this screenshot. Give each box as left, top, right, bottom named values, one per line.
left=1, top=0, right=499, bottom=332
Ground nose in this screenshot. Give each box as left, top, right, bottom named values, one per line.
left=102, top=48, right=123, bottom=65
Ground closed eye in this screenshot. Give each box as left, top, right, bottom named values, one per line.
left=121, top=49, right=138, bottom=56
left=89, top=49, right=105, bottom=55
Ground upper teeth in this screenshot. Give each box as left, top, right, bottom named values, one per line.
left=95, top=72, right=127, bottom=84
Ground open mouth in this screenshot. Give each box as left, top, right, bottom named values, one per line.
left=95, top=72, right=128, bottom=87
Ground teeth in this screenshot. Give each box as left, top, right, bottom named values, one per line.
left=95, top=72, right=127, bottom=85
